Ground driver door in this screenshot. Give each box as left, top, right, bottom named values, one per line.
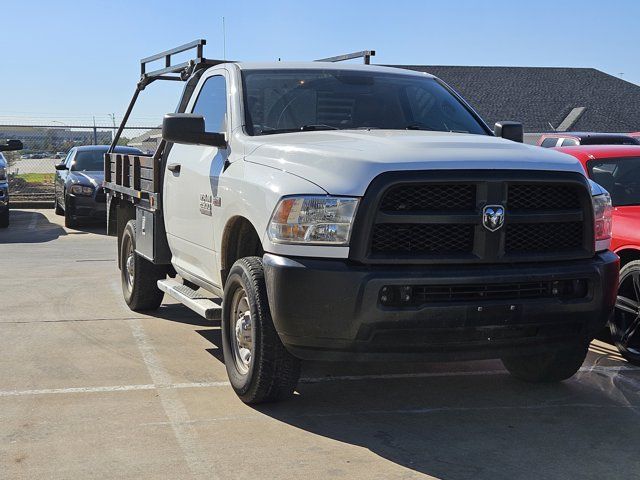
left=163, top=73, right=228, bottom=286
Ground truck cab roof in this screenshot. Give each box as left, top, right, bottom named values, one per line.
left=230, top=62, right=434, bottom=78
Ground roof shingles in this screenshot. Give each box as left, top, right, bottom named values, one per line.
left=391, top=65, right=640, bottom=133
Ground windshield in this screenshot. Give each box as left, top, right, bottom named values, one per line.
left=71, top=150, right=107, bottom=171
left=241, top=69, right=488, bottom=136
left=71, top=148, right=141, bottom=171
left=588, top=157, right=640, bottom=206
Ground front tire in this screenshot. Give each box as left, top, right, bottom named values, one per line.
left=120, top=220, right=165, bottom=311
left=501, top=342, right=588, bottom=382
left=64, top=197, right=77, bottom=228
left=222, top=257, right=300, bottom=404
left=54, top=195, right=64, bottom=215
left=0, top=209, right=8, bottom=228
left=609, top=260, right=640, bottom=366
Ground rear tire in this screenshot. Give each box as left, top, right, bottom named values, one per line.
left=120, top=220, right=166, bottom=311
left=609, top=260, right=640, bottom=366
left=0, top=209, right=8, bottom=228
left=221, top=256, right=300, bottom=404
left=501, top=342, right=588, bottom=382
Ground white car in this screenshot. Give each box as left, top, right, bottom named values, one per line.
left=104, top=41, right=618, bottom=404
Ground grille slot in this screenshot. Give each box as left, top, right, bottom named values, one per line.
left=378, top=279, right=589, bottom=308
left=506, top=222, right=583, bottom=252
left=413, top=282, right=550, bottom=302
left=508, top=184, right=581, bottom=211
left=380, top=184, right=476, bottom=212
left=371, top=224, right=474, bottom=254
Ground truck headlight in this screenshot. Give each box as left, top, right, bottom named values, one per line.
left=268, top=196, right=359, bottom=245
left=592, top=192, right=612, bottom=251
left=0, top=166, right=6, bottom=181
left=70, top=184, right=94, bottom=196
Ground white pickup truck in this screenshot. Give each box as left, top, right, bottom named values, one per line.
left=104, top=40, right=618, bottom=404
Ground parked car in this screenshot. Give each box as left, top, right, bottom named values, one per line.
left=0, top=140, right=23, bottom=228
left=556, top=145, right=640, bottom=365
left=538, top=132, right=640, bottom=148
left=54, top=145, right=143, bottom=228
left=104, top=40, right=619, bottom=404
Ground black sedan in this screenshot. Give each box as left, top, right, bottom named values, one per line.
left=54, top=145, right=143, bottom=228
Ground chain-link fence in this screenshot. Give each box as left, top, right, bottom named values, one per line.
left=1, top=121, right=159, bottom=202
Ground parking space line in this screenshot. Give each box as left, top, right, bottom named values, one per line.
left=139, top=402, right=640, bottom=428
left=129, top=319, right=216, bottom=480
left=1, top=365, right=636, bottom=398
left=3, top=316, right=145, bottom=324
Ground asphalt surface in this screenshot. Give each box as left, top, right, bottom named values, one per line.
left=1, top=209, right=639, bottom=480
left=8, top=157, right=57, bottom=175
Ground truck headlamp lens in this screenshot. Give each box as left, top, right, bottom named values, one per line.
left=0, top=166, right=6, bottom=181
left=70, top=184, right=94, bottom=196
left=592, top=192, right=612, bottom=250
left=268, top=196, right=359, bottom=245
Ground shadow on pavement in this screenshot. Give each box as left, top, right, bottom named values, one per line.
left=66, top=217, right=108, bottom=236
left=191, top=316, right=639, bottom=479
left=0, top=210, right=66, bottom=243
left=258, top=363, right=639, bottom=479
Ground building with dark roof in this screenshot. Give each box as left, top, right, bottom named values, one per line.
left=392, top=66, right=640, bottom=136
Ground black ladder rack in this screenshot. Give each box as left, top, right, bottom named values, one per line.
left=315, top=50, right=376, bottom=64
left=109, top=39, right=228, bottom=152
left=108, top=40, right=377, bottom=153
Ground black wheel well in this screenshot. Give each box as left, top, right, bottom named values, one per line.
left=220, top=216, right=263, bottom=285
left=616, top=248, right=640, bottom=267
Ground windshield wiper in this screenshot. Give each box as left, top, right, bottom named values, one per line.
left=299, top=124, right=339, bottom=131
left=259, top=124, right=339, bottom=135
left=405, top=124, right=436, bottom=131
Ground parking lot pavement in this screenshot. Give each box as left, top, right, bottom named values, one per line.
left=1, top=209, right=639, bottom=480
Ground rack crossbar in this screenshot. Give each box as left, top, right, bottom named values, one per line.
left=315, top=50, right=376, bottom=65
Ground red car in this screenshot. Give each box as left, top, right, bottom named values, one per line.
left=556, top=145, right=640, bottom=364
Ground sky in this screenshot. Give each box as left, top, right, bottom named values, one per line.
left=1, top=0, right=638, bottom=127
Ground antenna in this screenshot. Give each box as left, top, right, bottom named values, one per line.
left=222, top=17, right=226, bottom=60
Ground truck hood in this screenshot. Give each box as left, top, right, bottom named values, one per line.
left=244, top=130, right=586, bottom=196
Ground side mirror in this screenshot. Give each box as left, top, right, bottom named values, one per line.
left=494, top=121, right=523, bottom=143
left=55, top=162, right=68, bottom=171
left=162, top=114, right=226, bottom=148
left=0, top=139, right=23, bottom=152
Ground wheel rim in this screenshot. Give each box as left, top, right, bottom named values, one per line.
left=123, top=237, right=135, bottom=293
left=230, top=288, right=253, bottom=375
left=612, top=268, right=640, bottom=358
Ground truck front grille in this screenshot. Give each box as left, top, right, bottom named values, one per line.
left=380, top=184, right=476, bottom=211
left=505, top=222, right=583, bottom=252
left=371, top=224, right=474, bottom=254
left=508, top=184, right=581, bottom=210
left=349, top=170, right=594, bottom=264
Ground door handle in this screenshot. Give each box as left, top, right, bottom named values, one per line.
left=167, top=163, right=181, bottom=173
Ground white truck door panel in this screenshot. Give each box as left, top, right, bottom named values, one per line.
left=163, top=143, right=224, bottom=283
left=163, top=73, right=229, bottom=286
